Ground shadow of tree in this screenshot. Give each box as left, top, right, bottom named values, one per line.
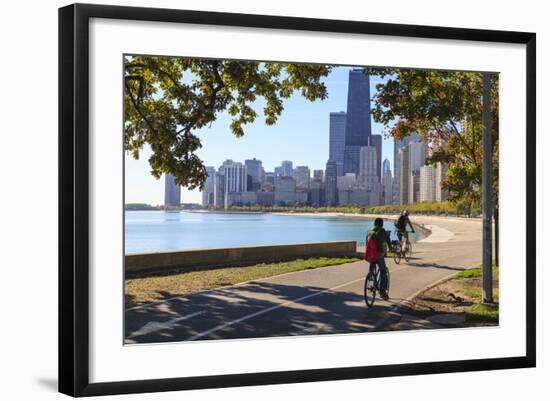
left=125, top=280, right=398, bottom=344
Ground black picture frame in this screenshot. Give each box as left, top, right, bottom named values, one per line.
left=59, top=3, right=536, bottom=397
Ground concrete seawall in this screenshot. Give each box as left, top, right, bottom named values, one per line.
left=126, top=240, right=358, bottom=276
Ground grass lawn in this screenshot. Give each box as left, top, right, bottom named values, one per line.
left=453, top=266, right=499, bottom=323
left=125, top=256, right=360, bottom=308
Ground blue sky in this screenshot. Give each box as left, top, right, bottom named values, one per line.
left=125, top=66, right=395, bottom=205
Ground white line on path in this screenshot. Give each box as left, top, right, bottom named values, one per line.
left=128, top=311, right=205, bottom=338
left=187, top=266, right=409, bottom=341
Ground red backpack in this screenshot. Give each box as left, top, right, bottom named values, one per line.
left=365, top=236, right=379, bottom=263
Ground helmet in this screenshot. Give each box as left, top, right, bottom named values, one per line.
left=402, top=210, right=409, bottom=216
left=374, top=217, right=384, bottom=227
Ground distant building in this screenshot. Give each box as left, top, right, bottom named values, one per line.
left=308, top=178, right=325, bottom=206
left=201, top=167, right=216, bottom=206
left=281, top=160, right=293, bottom=177
left=313, top=169, right=324, bottom=182
left=223, top=160, right=247, bottom=208
left=394, top=132, right=420, bottom=204
left=325, top=160, right=338, bottom=206
left=274, top=166, right=283, bottom=178
left=213, top=170, right=225, bottom=207
left=383, top=158, right=391, bottom=176
left=257, top=191, right=275, bottom=207
left=164, top=173, right=181, bottom=208
left=408, top=141, right=426, bottom=172
left=329, top=111, right=346, bottom=174
left=359, top=146, right=378, bottom=191
left=337, top=173, right=358, bottom=191
left=383, top=170, right=393, bottom=205
left=370, top=134, right=382, bottom=181
left=344, top=70, right=372, bottom=176
left=295, top=190, right=308, bottom=204
left=420, top=165, right=436, bottom=202
left=223, top=161, right=247, bottom=194
left=409, top=170, right=421, bottom=204
left=240, top=191, right=258, bottom=205
left=245, top=158, right=262, bottom=191
left=398, top=146, right=410, bottom=205
left=294, top=166, right=311, bottom=189
left=274, top=176, right=296, bottom=205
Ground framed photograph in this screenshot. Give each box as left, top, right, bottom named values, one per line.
left=59, top=3, right=536, bottom=397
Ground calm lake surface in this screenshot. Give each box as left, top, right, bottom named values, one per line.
left=125, top=211, right=424, bottom=254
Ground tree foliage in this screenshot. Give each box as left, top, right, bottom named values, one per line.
left=124, top=56, right=331, bottom=189
left=366, top=68, right=499, bottom=206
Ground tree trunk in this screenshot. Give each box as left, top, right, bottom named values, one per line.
left=494, top=206, right=499, bottom=267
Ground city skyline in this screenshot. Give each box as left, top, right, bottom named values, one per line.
left=125, top=66, right=395, bottom=205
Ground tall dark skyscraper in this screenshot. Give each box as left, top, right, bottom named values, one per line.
left=343, top=69, right=373, bottom=176
left=344, top=69, right=372, bottom=146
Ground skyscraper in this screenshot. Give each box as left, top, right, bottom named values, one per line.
left=223, top=161, right=247, bottom=194
left=420, top=165, right=436, bottom=202
left=343, top=69, right=372, bottom=176
left=294, top=166, right=311, bottom=189
left=370, top=134, right=382, bottom=181
left=344, top=69, right=371, bottom=146
left=202, top=167, right=216, bottom=206
left=281, top=160, right=293, bottom=177
left=359, top=146, right=377, bottom=186
left=409, top=141, right=426, bottom=172
left=409, top=171, right=421, bottom=203
left=164, top=173, right=181, bottom=208
left=313, top=169, right=324, bottom=182
left=383, top=170, right=393, bottom=205
left=329, top=111, right=346, bottom=174
left=325, top=160, right=338, bottom=206
left=245, top=158, right=262, bottom=191
left=398, top=146, right=410, bottom=205
left=383, top=158, right=391, bottom=176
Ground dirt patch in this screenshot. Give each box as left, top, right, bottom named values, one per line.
left=391, top=270, right=499, bottom=329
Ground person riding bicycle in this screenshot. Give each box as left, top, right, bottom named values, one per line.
left=367, top=218, right=393, bottom=300
left=395, top=210, right=415, bottom=244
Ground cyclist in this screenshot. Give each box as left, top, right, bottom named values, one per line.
left=395, top=210, right=415, bottom=246
left=367, top=218, right=393, bottom=300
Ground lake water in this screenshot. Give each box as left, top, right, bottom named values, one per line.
left=125, top=211, right=424, bottom=254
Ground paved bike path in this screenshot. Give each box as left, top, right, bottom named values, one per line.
left=125, top=237, right=481, bottom=344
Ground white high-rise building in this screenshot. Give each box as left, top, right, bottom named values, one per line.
left=223, top=161, right=247, bottom=193
left=419, top=165, right=436, bottom=202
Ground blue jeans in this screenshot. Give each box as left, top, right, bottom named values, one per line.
left=369, top=255, right=388, bottom=291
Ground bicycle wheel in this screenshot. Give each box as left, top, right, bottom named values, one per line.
left=405, top=242, right=412, bottom=262
left=364, top=271, right=377, bottom=307
left=393, top=250, right=401, bottom=264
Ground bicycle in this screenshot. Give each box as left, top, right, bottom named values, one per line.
left=364, top=261, right=391, bottom=307
left=393, top=231, right=413, bottom=264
